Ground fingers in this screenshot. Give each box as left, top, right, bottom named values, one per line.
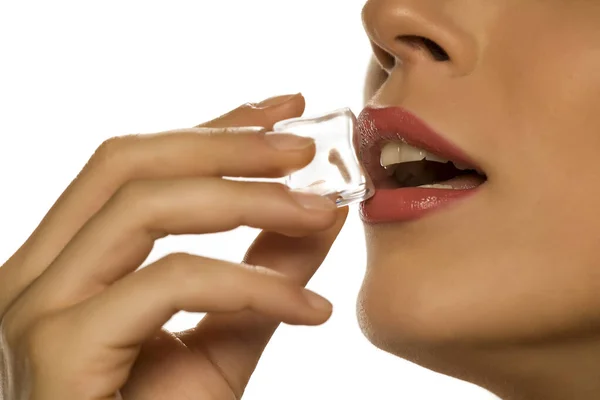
left=88, top=126, right=315, bottom=181
left=74, top=253, right=332, bottom=348
left=14, top=178, right=336, bottom=321
left=3, top=252, right=330, bottom=399
left=0, top=93, right=306, bottom=314
left=242, top=207, right=349, bottom=283
left=197, top=93, right=305, bottom=129
left=179, top=208, right=348, bottom=397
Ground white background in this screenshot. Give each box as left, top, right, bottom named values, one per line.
left=0, top=1, right=497, bottom=399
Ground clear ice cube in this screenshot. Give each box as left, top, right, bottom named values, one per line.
left=272, top=108, right=375, bottom=207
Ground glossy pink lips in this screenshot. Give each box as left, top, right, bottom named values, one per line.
left=357, top=107, right=484, bottom=224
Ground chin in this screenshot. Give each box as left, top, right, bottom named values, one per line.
left=357, top=217, right=600, bottom=360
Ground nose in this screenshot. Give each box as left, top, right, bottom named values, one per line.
left=362, top=0, right=478, bottom=76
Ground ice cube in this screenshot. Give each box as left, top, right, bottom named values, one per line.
left=272, top=108, right=375, bottom=207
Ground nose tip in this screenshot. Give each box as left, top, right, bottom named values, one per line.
left=362, top=0, right=478, bottom=76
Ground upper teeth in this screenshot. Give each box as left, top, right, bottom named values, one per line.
left=380, top=142, right=471, bottom=171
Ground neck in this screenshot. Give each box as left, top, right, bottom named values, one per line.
left=395, top=336, right=600, bottom=400
left=491, top=336, right=600, bottom=400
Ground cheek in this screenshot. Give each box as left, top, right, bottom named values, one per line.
left=485, top=8, right=600, bottom=189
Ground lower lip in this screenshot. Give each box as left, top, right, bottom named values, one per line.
left=360, top=187, right=480, bottom=224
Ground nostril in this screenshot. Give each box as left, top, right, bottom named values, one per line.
left=397, top=35, right=450, bottom=62
left=421, top=38, right=450, bottom=62
left=372, top=43, right=396, bottom=71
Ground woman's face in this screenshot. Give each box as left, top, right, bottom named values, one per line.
left=357, top=0, right=600, bottom=382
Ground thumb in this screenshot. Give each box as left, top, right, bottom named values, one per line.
left=196, top=93, right=305, bottom=130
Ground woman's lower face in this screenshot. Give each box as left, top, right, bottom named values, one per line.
left=357, top=0, right=600, bottom=396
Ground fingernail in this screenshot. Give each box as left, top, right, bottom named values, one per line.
left=254, top=93, right=301, bottom=109
left=264, top=134, right=314, bottom=150
left=290, top=191, right=337, bottom=211
left=303, top=289, right=332, bottom=312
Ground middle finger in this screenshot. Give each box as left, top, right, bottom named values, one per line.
left=13, top=178, right=337, bottom=319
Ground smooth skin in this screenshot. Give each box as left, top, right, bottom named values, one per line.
left=359, top=1, right=600, bottom=399
left=0, top=93, right=348, bottom=399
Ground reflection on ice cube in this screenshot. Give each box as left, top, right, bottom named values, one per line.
left=272, top=108, right=375, bottom=207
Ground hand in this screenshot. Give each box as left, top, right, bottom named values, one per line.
left=0, top=93, right=348, bottom=400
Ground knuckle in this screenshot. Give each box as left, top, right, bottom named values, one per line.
left=240, top=263, right=281, bottom=279
left=111, top=180, right=150, bottom=211
left=159, top=253, right=203, bottom=281
left=236, top=264, right=292, bottom=296
left=162, top=252, right=195, bottom=266
left=91, top=135, right=135, bottom=167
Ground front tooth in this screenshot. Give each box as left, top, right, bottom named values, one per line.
left=401, top=144, right=428, bottom=163
left=423, top=152, right=448, bottom=163
left=380, top=143, right=403, bottom=167
left=418, top=183, right=455, bottom=189
left=380, top=142, right=428, bottom=167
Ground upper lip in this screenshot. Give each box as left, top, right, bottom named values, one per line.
left=356, top=106, right=482, bottom=185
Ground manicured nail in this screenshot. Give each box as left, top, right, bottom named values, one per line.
left=264, top=133, right=314, bottom=150
left=290, top=191, right=336, bottom=211
left=254, top=93, right=301, bottom=109
left=303, top=289, right=333, bottom=312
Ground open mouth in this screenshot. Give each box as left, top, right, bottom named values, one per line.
left=379, top=141, right=487, bottom=190
left=356, top=106, right=487, bottom=224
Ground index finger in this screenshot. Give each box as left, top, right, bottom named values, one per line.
left=196, top=93, right=305, bottom=129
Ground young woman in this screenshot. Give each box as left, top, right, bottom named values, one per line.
left=2, top=1, right=600, bottom=399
